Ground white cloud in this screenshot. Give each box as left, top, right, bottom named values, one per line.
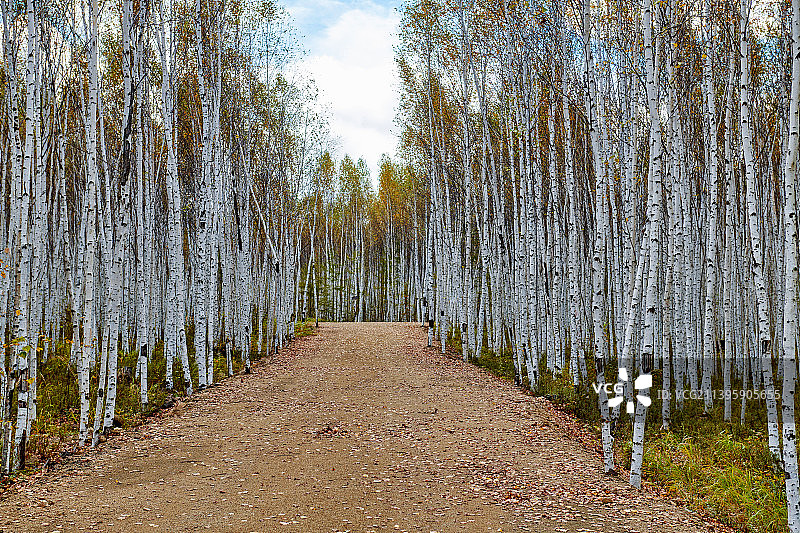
left=289, top=2, right=400, bottom=189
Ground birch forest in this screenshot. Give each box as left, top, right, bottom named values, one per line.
left=0, top=0, right=330, bottom=466
left=391, top=0, right=800, bottom=529
left=4, top=0, right=800, bottom=529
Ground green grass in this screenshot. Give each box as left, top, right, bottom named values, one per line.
left=294, top=318, right=317, bottom=338
left=470, top=346, right=516, bottom=380
left=535, top=364, right=599, bottom=422
left=28, top=340, right=174, bottom=468
left=28, top=342, right=80, bottom=467
left=443, top=327, right=516, bottom=380
left=644, top=427, right=786, bottom=532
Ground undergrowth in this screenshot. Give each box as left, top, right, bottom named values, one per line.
left=295, top=318, right=316, bottom=338
left=441, top=326, right=788, bottom=533
left=643, top=427, right=785, bottom=532
left=444, top=327, right=517, bottom=380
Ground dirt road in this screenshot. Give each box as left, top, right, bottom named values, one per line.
left=0, top=323, right=718, bottom=532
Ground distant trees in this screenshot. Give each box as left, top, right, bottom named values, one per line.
left=294, top=152, right=425, bottom=324
left=0, top=0, right=327, bottom=470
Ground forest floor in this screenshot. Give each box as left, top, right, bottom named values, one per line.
left=0, top=322, right=727, bottom=533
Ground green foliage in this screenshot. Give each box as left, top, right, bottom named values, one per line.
left=294, top=318, right=316, bottom=338
left=644, top=427, right=786, bottom=533
left=197, top=342, right=245, bottom=382
left=442, top=326, right=514, bottom=380
left=34, top=342, right=78, bottom=427
left=149, top=340, right=187, bottom=396
left=146, top=340, right=170, bottom=410
left=28, top=341, right=79, bottom=467
left=534, top=364, right=599, bottom=423
left=212, top=345, right=231, bottom=379
left=470, top=346, right=516, bottom=380
left=444, top=327, right=462, bottom=353
left=113, top=349, right=145, bottom=425
left=29, top=341, right=157, bottom=467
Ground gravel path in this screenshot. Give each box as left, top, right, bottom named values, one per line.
left=0, top=322, right=722, bottom=532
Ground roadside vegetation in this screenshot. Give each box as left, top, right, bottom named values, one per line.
left=444, top=331, right=788, bottom=533
left=7, top=319, right=317, bottom=486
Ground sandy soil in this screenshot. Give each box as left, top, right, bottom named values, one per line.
left=0, top=322, right=724, bottom=532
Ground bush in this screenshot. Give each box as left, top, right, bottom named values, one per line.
left=469, top=346, right=516, bottom=380
left=644, top=427, right=786, bottom=533
left=294, top=319, right=316, bottom=338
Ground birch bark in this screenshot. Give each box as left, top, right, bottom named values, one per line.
left=741, top=0, right=782, bottom=460
left=631, top=0, right=664, bottom=489
left=783, top=0, right=800, bottom=527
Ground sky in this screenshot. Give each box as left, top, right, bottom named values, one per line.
left=284, top=0, right=401, bottom=188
